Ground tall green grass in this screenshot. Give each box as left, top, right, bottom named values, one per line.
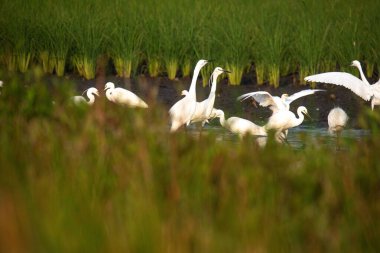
left=0, top=0, right=379, bottom=84
left=1, top=72, right=380, bottom=252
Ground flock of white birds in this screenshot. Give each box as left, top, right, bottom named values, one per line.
left=60, top=58, right=380, bottom=143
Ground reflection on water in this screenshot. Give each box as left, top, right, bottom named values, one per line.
left=187, top=123, right=371, bottom=149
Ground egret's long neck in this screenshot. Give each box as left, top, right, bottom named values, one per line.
left=188, top=65, right=203, bottom=98
left=295, top=109, right=305, bottom=126
left=210, top=73, right=219, bottom=93
left=87, top=93, right=95, bottom=104
left=106, top=89, right=113, bottom=101
left=218, top=112, right=226, bottom=127
left=356, top=63, right=369, bottom=84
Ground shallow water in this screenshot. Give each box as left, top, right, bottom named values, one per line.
left=187, top=123, right=371, bottom=149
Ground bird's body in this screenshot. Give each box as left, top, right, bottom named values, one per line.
left=328, top=107, right=348, bottom=134
left=104, top=82, right=148, bottom=108
left=72, top=87, right=99, bottom=105
left=189, top=67, right=230, bottom=126
left=214, top=109, right=267, bottom=138
left=169, top=59, right=209, bottom=132
left=238, top=89, right=324, bottom=113
left=304, top=60, right=380, bottom=110
left=265, top=106, right=309, bottom=141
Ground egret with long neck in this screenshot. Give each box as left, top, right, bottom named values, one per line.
left=72, top=87, right=99, bottom=105
left=214, top=109, right=267, bottom=138
left=265, top=106, right=310, bottom=141
left=190, top=67, right=230, bottom=126
left=169, top=59, right=209, bottom=132
left=305, top=60, right=380, bottom=110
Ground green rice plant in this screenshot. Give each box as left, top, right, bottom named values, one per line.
left=107, top=2, right=143, bottom=78
left=214, top=6, right=252, bottom=85
left=254, top=64, right=265, bottom=85
left=39, top=51, right=55, bottom=74
left=69, top=1, right=107, bottom=80
left=181, top=59, right=192, bottom=77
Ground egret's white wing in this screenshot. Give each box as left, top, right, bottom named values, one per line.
left=304, top=72, right=372, bottom=101
left=285, top=89, right=325, bottom=105
left=237, top=91, right=284, bottom=112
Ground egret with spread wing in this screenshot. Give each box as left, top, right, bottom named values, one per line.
left=237, top=89, right=324, bottom=113
left=304, top=60, right=380, bottom=110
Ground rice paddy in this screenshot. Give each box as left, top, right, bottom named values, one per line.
left=0, top=0, right=379, bottom=85
left=1, top=0, right=380, bottom=251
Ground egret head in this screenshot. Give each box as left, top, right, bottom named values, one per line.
left=104, top=82, right=115, bottom=91
left=181, top=90, right=189, bottom=96
left=195, top=59, right=209, bottom=69
left=281, top=94, right=289, bottom=100
left=299, top=106, right=311, bottom=119
left=89, top=87, right=100, bottom=96
left=213, top=67, right=231, bottom=76
left=214, top=109, right=224, bottom=118
left=351, top=60, right=361, bottom=68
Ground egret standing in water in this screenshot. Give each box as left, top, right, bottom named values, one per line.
left=304, top=60, right=380, bottom=110
left=169, top=59, right=209, bottom=132
left=265, top=106, right=310, bottom=142
left=328, top=107, right=348, bottom=134
left=104, top=82, right=148, bottom=108
left=72, top=87, right=99, bottom=105
left=238, top=89, right=322, bottom=139
left=213, top=109, right=267, bottom=138
left=190, top=67, right=230, bottom=126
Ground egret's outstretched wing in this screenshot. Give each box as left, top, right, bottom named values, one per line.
left=237, top=91, right=285, bottom=112
left=304, top=72, right=372, bottom=101
left=285, top=89, right=325, bottom=105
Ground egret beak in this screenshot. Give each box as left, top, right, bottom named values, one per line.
left=104, top=87, right=108, bottom=91
left=223, top=70, right=231, bottom=73
left=305, top=112, right=312, bottom=120
left=95, top=91, right=100, bottom=96
left=82, top=88, right=89, bottom=96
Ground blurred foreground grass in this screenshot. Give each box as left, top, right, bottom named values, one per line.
left=0, top=71, right=380, bottom=252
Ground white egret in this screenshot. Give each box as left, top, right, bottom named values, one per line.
left=169, top=59, right=209, bottom=132
left=237, top=89, right=324, bottom=113
left=190, top=67, right=230, bottom=126
left=104, top=82, right=148, bottom=108
left=213, top=109, right=267, bottom=138
left=72, top=87, right=99, bottom=105
left=304, top=60, right=380, bottom=110
left=328, top=107, right=348, bottom=134
left=265, top=106, right=310, bottom=141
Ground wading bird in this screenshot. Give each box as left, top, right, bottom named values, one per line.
left=169, top=59, right=209, bottom=132
left=213, top=109, right=267, bottom=138
left=104, top=82, right=148, bottom=108
left=189, top=67, right=230, bottom=126
left=328, top=107, right=348, bottom=134
left=237, top=89, right=324, bottom=113
left=304, top=60, right=380, bottom=110
left=72, top=87, right=99, bottom=105
left=265, top=106, right=310, bottom=142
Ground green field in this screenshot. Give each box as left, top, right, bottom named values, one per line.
left=0, top=72, right=380, bottom=252
left=0, top=0, right=379, bottom=86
